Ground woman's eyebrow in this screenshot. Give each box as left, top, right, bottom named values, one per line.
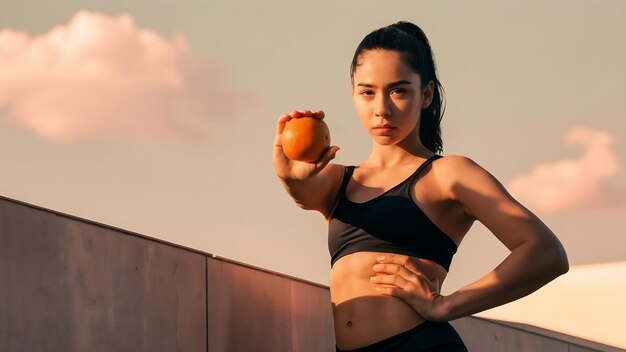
left=355, top=80, right=412, bottom=88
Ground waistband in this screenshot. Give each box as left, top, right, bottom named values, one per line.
left=335, top=321, right=466, bottom=352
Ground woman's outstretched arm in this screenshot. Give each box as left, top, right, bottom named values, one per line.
left=273, top=110, right=342, bottom=218
left=372, top=155, right=569, bottom=321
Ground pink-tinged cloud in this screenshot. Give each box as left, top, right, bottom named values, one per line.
left=506, top=126, right=623, bottom=213
left=0, top=11, right=251, bottom=143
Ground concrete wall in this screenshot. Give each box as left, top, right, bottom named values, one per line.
left=451, top=317, right=624, bottom=352
left=1, top=195, right=622, bottom=352
left=0, top=196, right=334, bottom=352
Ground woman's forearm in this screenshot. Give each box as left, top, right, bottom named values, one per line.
left=440, top=239, right=569, bottom=321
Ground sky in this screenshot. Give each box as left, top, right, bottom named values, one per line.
left=1, top=0, right=625, bottom=347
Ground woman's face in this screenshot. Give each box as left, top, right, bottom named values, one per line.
left=351, top=49, right=432, bottom=148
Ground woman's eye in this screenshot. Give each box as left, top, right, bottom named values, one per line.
left=391, top=88, right=407, bottom=95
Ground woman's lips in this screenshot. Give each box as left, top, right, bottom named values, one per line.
left=373, top=126, right=396, bottom=135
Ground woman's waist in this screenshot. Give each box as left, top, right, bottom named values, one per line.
left=331, top=289, right=425, bottom=350
left=330, top=274, right=422, bottom=322
left=331, top=286, right=423, bottom=321
left=330, top=253, right=426, bottom=349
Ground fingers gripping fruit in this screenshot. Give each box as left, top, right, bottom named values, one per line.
left=281, top=117, right=331, bottom=162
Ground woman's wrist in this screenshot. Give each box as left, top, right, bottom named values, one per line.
left=425, top=293, right=453, bottom=322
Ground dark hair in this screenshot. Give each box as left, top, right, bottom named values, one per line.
left=350, top=21, right=445, bottom=154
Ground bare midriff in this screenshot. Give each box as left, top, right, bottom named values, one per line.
left=330, top=251, right=448, bottom=350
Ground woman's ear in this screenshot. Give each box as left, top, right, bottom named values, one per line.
left=421, top=81, right=435, bottom=109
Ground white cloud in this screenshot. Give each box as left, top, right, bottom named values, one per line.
left=506, top=126, right=623, bottom=213
left=0, top=10, right=251, bottom=143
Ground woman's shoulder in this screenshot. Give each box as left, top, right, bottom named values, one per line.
left=433, top=154, right=490, bottom=188
left=434, top=154, right=508, bottom=202
left=436, top=154, right=481, bottom=169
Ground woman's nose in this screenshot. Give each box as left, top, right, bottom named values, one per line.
left=374, top=95, right=391, bottom=118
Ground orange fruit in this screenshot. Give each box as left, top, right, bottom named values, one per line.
left=281, top=117, right=330, bottom=162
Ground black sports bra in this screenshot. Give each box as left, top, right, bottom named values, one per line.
left=328, top=154, right=457, bottom=271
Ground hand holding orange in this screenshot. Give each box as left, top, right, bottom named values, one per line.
left=281, top=112, right=331, bottom=162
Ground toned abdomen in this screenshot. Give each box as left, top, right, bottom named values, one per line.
left=330, top=251, right=446, bottom=350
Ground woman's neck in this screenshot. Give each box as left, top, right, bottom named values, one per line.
left=363, top=144, right=433, bottom=168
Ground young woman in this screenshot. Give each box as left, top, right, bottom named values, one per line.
left=272, top=21, right=569, bottom=352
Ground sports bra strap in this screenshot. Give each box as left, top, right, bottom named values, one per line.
left=338, top=165, right=356, bottom=199
left=413, top=154, right=442, bottom=178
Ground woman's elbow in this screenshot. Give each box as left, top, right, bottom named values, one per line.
left=531, top=237, right=569, bottom=280
left=549, top=241, right=569, bottom=277
left=556, top=249, right=569, bottom=276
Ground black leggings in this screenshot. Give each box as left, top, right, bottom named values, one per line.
left=336, top=321, right=467, bottom=352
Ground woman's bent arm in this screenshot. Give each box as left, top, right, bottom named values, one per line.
left=436, top=156, right=569, bottom=320
left=371, top=155, right=569, bottom=321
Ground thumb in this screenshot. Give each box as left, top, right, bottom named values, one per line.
left=314, top=146, right=340, bottom=170
left=329, top=146, right=340, bottom=159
